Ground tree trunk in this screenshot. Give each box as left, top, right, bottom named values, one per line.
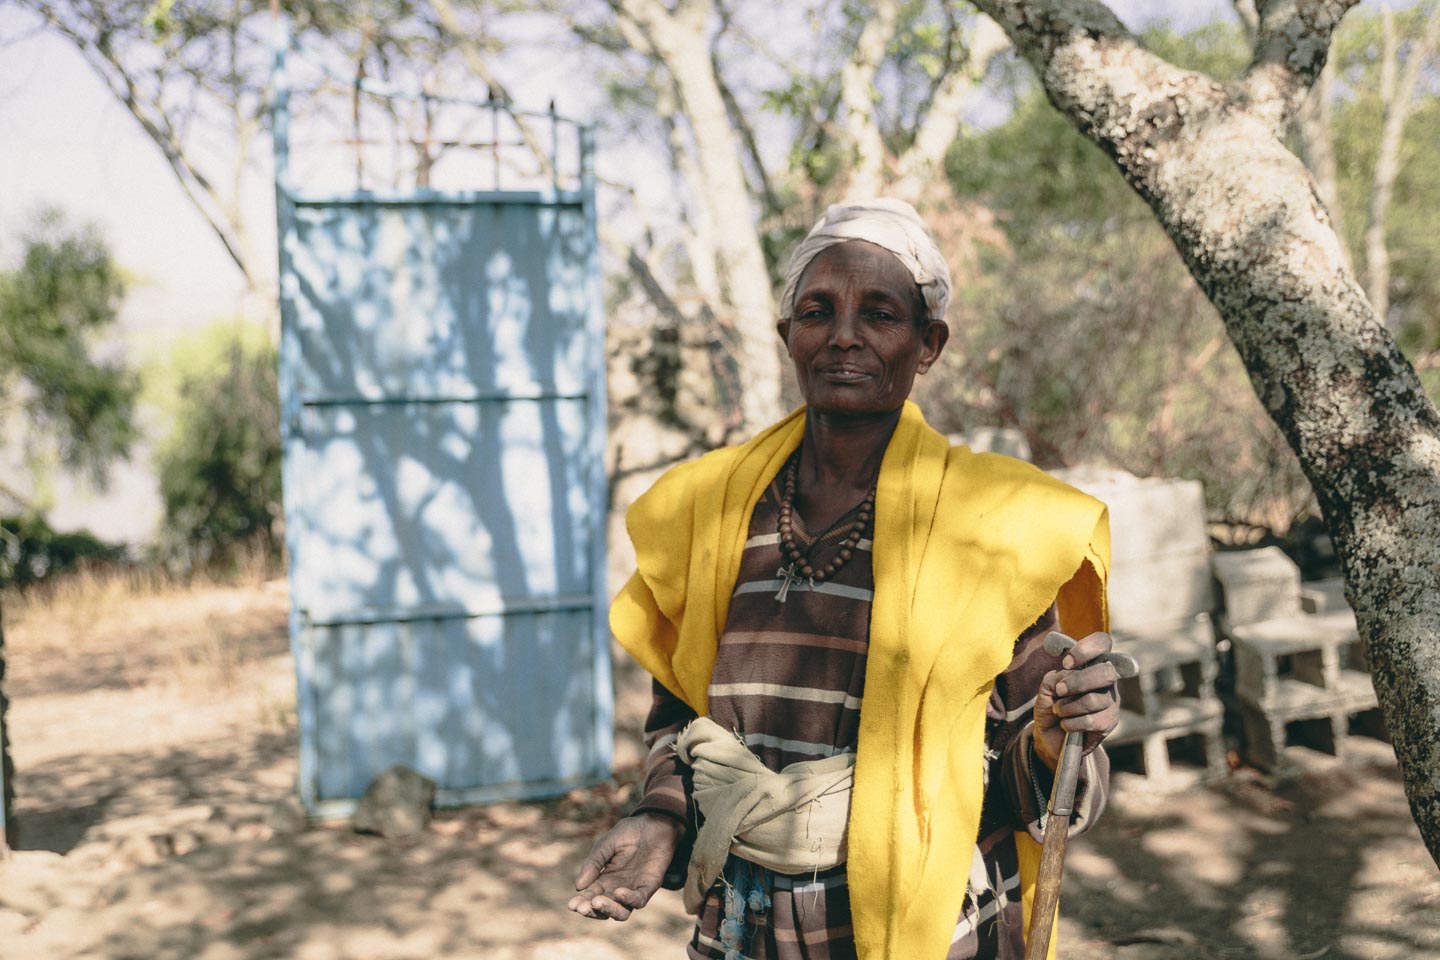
left=627, top=0, right=784, bottom=433
left=970, top=0, right=1440, bottom=864
left=892, top=15, right=1011, bottom=203
left=1364, top=2, right=1440, bottom=328
left=1, top=608, right=14, bottom=855
left=839, top=0, right=902, bottom=200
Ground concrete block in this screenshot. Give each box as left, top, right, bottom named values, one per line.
left=1112, top=713, right=1226, bottom=782
left=1113, top=613, right=1217, bottom=670
left=1230, top=609, right=1358, bottom=656
left=1112, top=614, right=1218, bottom=716
left=1230, top=611, right=1362, bottom=708
left=1107, top=614, right=1225, bottom=784
left=1239, top=677, right=1387, bottom=771
left=1050, top=469, right=1209, bottom=565
left=1049, top=465, right=1140, bottom=489
left=1229, top=608, right=1379, bottom=772
left=1106, top=549, right=1214, bottom=631
left=1111, top=694, right=1223, bottom=746
left=1239, top=701, right=1361, bottom=773
left=1300, top=576, right=1349, bottom=615
left=1211, top=547, right=1301, bottom=629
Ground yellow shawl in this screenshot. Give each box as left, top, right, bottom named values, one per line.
left=611, top=401, right=1109, bottom=959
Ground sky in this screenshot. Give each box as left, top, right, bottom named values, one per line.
left=0, top=0, right=1243, bottom=545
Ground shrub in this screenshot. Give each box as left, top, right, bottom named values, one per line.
left=0, top=514, right=124, bottom=589
left=153, top=326, right=282, bottom=575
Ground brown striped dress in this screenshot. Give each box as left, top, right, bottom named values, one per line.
left=632, top=462, right=1108, bottom=960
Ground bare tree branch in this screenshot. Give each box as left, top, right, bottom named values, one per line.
left=0, top=21, right=46, bottom=49
left=839, top=0, right=902, bottom=199
left=713, top=63, right=778, bottom=212
left=0, top=479, right=35, bottom=516
left=655, top=80, right=724, bottom=305
left=29, top=7, right=259, bottom=288
left=1233, top=0, right=1260, bottom=39
left=711, top=2, right=779, bottom=213
left=1364, top=1, right=1440, bottom=325
left=907, top=2, right=968, bottom=131
left=605, top=0, right=783, bottom=431
left=599, top=222, right=744, bottom=448
left=893, top=13, right=1010, bottom=203
left=427, top=0, right=558, bottom=183
left=1238, top=0, right=1361, bottom=134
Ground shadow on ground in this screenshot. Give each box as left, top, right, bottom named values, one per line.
left=1063, top=744, right=1440, bottom=960
left=4, top=738, right=1435, bottom=960
left=0, top=634, right=1434, bottom=960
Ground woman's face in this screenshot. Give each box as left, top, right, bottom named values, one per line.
left=778, top=240, right=948, bottom=418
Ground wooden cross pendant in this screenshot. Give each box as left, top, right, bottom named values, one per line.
left=775, top=563, right=806, bottom=603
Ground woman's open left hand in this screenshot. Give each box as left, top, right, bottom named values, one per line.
left=568, top=812, right=683, bottom=921
left=1032, top=630, right=1121, bottom=771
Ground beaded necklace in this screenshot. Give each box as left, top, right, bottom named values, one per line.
left=773, top=452, right=876, bottom=603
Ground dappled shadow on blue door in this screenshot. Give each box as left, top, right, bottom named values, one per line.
left=279, top=200, right=607, bottom=808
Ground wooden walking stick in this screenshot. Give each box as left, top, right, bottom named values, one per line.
left=1024, top=632, right=1138, bottom=960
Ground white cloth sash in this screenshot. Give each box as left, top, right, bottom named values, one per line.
left=675, top=716, right=855, bottom=914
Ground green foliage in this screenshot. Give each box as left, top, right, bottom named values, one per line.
left=1138, top=20, right=1248, bottom=81
left=0, top=514, right=124, bottom=589
left=947, top=90, right=1149, bottom=237
left=0, top=210, right=139, bottom=488
left=948, top=21, right=1250, bottom=239
left=153, top=323, right=281, bottom=573
left=1421, top=364, right=1440, bottom=406
left=1383, top=98, right=1440, bottom=352
left=1330, top=5, right=1440, bottom=350
left=142, top=0, right=178, bottom=35
left=878, top=0, right=967, bottom=141
left=933, top=23, right=1315, bottom=529
left=140, top=316, right=272, bottom=418
left=920, top=10, right=1440, bottom=526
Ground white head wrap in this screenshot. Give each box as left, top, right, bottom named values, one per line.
left=778, top=198, right=951, bottom=323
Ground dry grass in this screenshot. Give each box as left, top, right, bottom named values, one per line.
left=2, top=558, right=291, bottom=699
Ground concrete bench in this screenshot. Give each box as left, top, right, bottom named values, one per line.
left=1212, top=552, right=1383, bottom=771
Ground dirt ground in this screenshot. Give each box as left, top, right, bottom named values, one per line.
left=0, top=578, right=1436, bottom=960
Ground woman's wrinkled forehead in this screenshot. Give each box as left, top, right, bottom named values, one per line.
left=791, top=240, right=927, bottom=313
left=779, top=198, right=951, bottom=322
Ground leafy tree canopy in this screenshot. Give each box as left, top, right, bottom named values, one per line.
left=0, top=210, right=138, bottom=493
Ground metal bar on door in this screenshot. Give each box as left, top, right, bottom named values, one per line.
left=302, top=594, right=596, bottom=628
left=297, top=390, right=589, bottom=407
left=287, top=189, right=585, bottom=207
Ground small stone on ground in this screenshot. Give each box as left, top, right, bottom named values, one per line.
left=265, top=795, right=309, bottom=835
left=352, top=765, right=436, bottom=838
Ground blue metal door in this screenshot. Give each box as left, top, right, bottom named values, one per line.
left=272, top=33, right=610, bottom=814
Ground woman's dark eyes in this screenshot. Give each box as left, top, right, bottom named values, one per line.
left=797, top=307, right=902, bottom=322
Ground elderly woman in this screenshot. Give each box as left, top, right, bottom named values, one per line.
left=568, top=199, right=1119, bottom=960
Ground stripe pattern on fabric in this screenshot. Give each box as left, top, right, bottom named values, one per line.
left=631, top=474, right=1110, bottom=960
